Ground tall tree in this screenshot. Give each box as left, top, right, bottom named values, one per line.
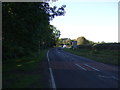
left=2, top=2, right=66, bottom=59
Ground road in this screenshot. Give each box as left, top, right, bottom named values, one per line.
left=47, top=48, right=119, bottom=88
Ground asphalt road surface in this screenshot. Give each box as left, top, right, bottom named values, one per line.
left=47, top=48, right=119, bottom=88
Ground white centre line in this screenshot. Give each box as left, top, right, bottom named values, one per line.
left=75, top=63, right=87, bottom=71
left=47, top=50, right=56, bottom=89
left=84, top=64, right=100, bottom=71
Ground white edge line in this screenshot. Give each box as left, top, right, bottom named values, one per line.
left=84, top=64, right=100, bottom=71
left=75, top=63, right=87, bottom=71
left=47, top=50, right=56, bottom=89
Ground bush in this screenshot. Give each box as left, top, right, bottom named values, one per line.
left=93, top=43, right=120, bottom=50
left=78, top=45, right=92, bottom=49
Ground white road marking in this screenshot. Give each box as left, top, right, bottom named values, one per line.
left=49, top=68, right=56, bottom=88
left=98, top=75, right=119, bottom=80
left=47, top=50, right=56, bottom=89
left=75, top=64, right=87, bottom=71
left=84, top=64, right=100, bottom=71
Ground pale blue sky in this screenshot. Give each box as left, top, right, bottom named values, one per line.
left=50, top=0, right=118, bottom=42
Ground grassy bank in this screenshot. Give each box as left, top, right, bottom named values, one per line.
left=3, top=49, right=49, bottom=88
left=63, top=48, right=119, bottom=66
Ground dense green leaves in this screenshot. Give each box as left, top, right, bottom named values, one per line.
left=3, top=2, right=66, bottom=60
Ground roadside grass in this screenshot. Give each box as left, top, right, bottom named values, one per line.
left=63, top=48, right=119, bottom=66
left=3, top=49, right=48, bottom=88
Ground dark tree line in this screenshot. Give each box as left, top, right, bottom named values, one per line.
left=2, top=2, right=66, bottom=60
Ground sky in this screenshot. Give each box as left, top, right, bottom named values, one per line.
left=49, top=0, right=118, bottom=43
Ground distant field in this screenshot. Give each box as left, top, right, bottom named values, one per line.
left=3, top=49, right=48, bottom=88
left=63, top=48, right=119, bottom=66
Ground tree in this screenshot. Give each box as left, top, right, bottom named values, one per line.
left=101, top=41, right=106, bottom=44
left=57, top=38, right=72, bottom=47
left=49, top=25, right=61, bottom=47
left=77, top=36, right=88, bottom=45
left=66, top=38, right=71, bottom=45
left=2, top=2, right=66, bottom=59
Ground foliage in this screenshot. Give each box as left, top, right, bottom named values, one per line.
left=77, top=36, right=89, bottom=45
left=57, top=38, right=72, bottom=47
left=49, top=25, right=61, bottom=46
left=64, top=48, right=119, bottom=66
left=3, top=49, right=49, bottom=88
left=77, top=45, right=92, bottom=49
left=93, top=43, right=120, bottom=50
left=2, top=2, right=66, bottom=60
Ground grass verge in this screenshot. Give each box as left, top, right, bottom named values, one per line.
left=63, top=48, right=119, bottom=66
left=3, top=49, right=49, bottom=88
